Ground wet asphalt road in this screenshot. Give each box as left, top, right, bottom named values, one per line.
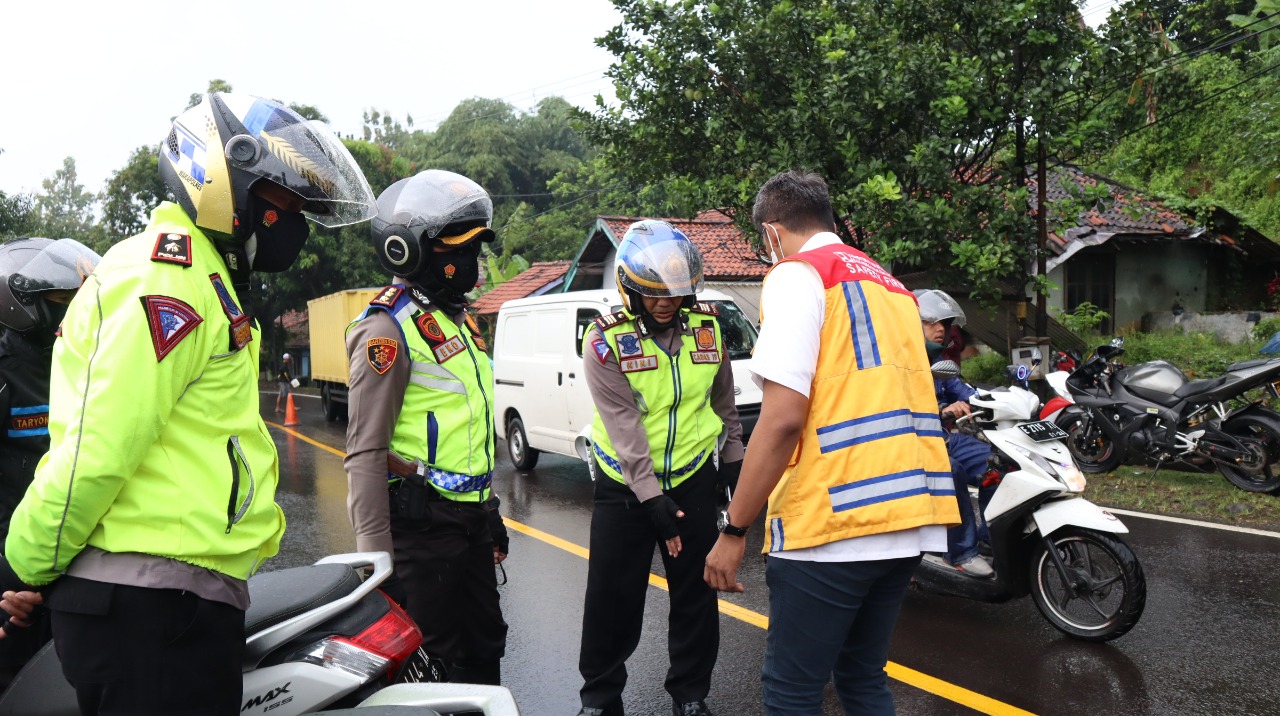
left=262, top=393, right=1280, bottom=716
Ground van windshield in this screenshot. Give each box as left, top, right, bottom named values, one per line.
left=608, top=301, right=758, bottom=360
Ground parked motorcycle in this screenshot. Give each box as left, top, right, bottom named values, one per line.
left=0, top=552, right=450, bottom=716
left=1053, top=338, right=1280, bottom=493
left=915, top=360, right=1147, bottom=642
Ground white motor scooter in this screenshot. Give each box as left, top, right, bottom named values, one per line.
left=913, top=361, right=1147, bottom=642
left=0, top=552, right=519, bottom=715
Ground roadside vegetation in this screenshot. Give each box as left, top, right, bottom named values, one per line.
left=1091, top=465, right=1280, bottom=532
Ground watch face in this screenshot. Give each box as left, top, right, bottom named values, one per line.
left=717, top=509, right=730, bottom=532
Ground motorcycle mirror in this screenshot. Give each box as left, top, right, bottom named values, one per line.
left=1110, top=336, right=1124, bottom=348
left=931, top=360, right=962, bottom=380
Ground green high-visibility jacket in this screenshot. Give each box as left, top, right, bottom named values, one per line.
left=5, top=202, right=285, bottom=586
left=589, top=310, right=724, bottom=490
left=351, top=289, right=495, bottom=501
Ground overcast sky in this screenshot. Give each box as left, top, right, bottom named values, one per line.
left=0, top=0, right=1118, bottom=199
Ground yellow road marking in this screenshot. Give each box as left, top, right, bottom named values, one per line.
left=267, top=421, right=1037, bottom=716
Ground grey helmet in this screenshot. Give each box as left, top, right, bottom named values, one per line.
left=0, top=238, right=101, bottom=333
left=914, top=289, right=966, bottom=327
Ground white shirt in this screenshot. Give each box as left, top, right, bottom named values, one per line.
left=750, top=232, right=947, bottom=562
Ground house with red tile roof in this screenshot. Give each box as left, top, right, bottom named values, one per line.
left=471, top=260, right=572, bottom=319
left=1037, top=164, right=1280, bottom=332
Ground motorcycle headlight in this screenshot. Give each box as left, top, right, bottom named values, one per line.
left=1024, top=450, right=1087, bottom=492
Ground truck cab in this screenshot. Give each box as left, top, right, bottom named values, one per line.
left=492, top=288, right=760, bottom=470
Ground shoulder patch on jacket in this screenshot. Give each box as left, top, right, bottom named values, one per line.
left=690, top=301, right=719, bottom=316
left=594, top=311, right=630, bottom=331
left=150, top=233, right=192, bottom=267
left=370, top=286, right=403, bottom=308
left=367, top=337, right=399, bottom=375
left=140, top=295, right=203, bottom=361
left=464, top=313, right=488, bottom=352
left=415, top=312, right=447, bottom=345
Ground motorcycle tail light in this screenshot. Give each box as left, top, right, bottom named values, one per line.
left=297, top=593, right=423, bottom=682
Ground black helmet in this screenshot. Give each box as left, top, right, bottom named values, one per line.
left=0, top=238, right=101, bottom=333
left=614, top=220, right=704, bottom=315
left=371, top=170, right=495, bottom=279
left=160, top=93, right=377, bottom=239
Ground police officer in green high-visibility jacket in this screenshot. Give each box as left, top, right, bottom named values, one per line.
left=576, top=221, right=744, bottom=716
left=344, top=170, right=509, bottom=687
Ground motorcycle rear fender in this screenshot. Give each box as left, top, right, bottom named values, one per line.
left=1033, top=497, right=1128, bottom=537
left=357, top=683, right=521, bottom=715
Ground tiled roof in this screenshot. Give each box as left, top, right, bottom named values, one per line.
left=601, top=210, right=768, bottom=280
left=470, top=261, right=571, bottom=316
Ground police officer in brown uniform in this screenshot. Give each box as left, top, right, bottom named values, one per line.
left=344, top=170, right=508, bottom=686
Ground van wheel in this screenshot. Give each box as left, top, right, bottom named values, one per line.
left=507, top=416, right=540, bottom=470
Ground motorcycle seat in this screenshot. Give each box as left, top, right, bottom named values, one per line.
left=1228, top=358, right=1270, bottom=372
left=244, top=562, right=362, bottom=637
left=1174, top=376, right=1228, bottom=399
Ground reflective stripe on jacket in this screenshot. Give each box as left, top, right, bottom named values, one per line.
left=5, top=202, right=285, bottom=585
left=763, top=244, right=959, bottom=553
left=590, top=312, right=722, bottom=490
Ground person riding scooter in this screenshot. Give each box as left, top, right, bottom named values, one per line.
left=917, top=289, right=994, bottom=578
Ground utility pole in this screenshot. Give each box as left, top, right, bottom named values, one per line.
left=1036, top=128, right=1049, bottom=338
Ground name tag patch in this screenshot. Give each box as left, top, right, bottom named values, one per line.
left=620, top=355, right=659, bottom=373
left=367, top=337, right=399, bottom=374
left=690, top=350, right=721, bottom=364
left=229, top=314, right=252, bottom=351
left=433, top=336, right=466, bottom=363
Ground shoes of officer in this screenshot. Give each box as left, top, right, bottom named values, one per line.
left=674, top=700, right=712, bottom=716
left=576, top=706, right=620, bottom=716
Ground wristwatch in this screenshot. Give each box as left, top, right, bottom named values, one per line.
left=717, top=509, right=748, bottom=537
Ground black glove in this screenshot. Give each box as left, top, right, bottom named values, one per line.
left=643, top=494, right=683, bottom=541
left=486, top=496, right=510, bottom=556
left=716, top=460, right=743, bottom=504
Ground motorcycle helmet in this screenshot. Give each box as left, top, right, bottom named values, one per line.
left=615, top=220, right=704, bottom=317
left=914, top=289, right=966, bottom=328
left=0, top=238, right=101, bottom=334
left=160, top=93, right=377, bottom=239
left=370, top=170, right=495, bottom=280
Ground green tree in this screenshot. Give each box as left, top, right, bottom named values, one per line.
left=34, top=157, right=103, bottom=247
left=187, top=78, right=233, bottom=109
left=584, top=0, right=1138, bottom=301
left=0, top=190, right=38, bottom=240
left=99, top=145, right=167, bottom=241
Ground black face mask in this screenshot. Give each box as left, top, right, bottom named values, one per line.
left=412, top=243, right=481, bottom=312
left=246, top=196, right=310, bottom=273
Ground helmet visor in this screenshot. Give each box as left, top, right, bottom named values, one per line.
left=10, top=239, right=100, bottom=294
left=256, top=120, right=377, bottom=228
left=376, top=171, right=493, bottom=241
left=916, top=289, right=966, bottom=327
left=617, top=234, right=705, bottom=297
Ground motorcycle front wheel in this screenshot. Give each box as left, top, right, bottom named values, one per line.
left=1216, top=412, right=1280, bottom=494
left=1028, top=528, right=1146, bottom=642
left=1056, top=410, right=1122, bottom=473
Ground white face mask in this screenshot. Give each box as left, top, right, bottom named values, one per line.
left=764, top=223, right=783, bottom=264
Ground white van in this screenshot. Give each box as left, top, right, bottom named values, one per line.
left=492, top=288, right=761, bottom=470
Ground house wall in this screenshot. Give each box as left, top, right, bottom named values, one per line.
left=1049, top=244, right=1210, bottom=331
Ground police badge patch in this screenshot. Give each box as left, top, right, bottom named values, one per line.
left=150, top=233, right=192, bottom=267
left=616, top=332, right=643, bottom=358
left=415, top=313, right=447, bottom=344
left=140, top=295, right=203, bottom=361
left=694, top=325, right=716, bottom=351
left=367, top=338, right=399, bottom=374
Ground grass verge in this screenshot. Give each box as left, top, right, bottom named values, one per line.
left=1087, top=465, right=1280, bottom=532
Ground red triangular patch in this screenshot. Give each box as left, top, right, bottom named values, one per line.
left=140, top=295, right=203, bottom=361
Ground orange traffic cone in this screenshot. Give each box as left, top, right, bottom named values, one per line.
left=283, top=393, right=300, bottom=427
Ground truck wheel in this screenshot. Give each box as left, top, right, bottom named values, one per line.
left=321, top=384, right=343, bottom=422
left=507, top=416, right=539, bottom=470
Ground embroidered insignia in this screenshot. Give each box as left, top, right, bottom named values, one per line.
left=464, top=314, right=487, bottom=352
left=262, top=209, right=278, bottom=227
left=208, top=274, right=242, bottom=318
left=140, top=295, right=203, bottom=361
left=415, top=313, right=447, bottom=344
left=616, top=332, right=643, bottom=358
left=620, top=355, right=659, bottom=373
left=370, top=286, right=402, bottom=307
left=594, top=311, right=628, bottom=331
left=367, top=337, right=398, bottom=374
left=408, top=285, right=434, bottom=309
left=150, top=233, right=192, bottom=267
left=694, top=325, right=716, bottom=350
left=690, top=350, right=721, bottom=364
left=432, top=336, right=466, bottom=363
left=591, top=338, right=611, bottom=364
left=444, top=264, right=456, bottom=278
left=690, top=301, right=719, bottom=316
left=228, top=314, right=252, bottom=351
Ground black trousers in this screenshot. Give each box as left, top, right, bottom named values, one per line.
left=48, top=578, right=244, bottom=716
left=392, top=498, right=508, bottom=685
left=0, top=606, right=51, bottom=690
left=579, top=460, right=720, bottom=709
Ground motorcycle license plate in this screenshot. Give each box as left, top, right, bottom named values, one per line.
left=1018, top=420, right=1069, bottom=442
left=395, top=646, right=446, bottom=684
